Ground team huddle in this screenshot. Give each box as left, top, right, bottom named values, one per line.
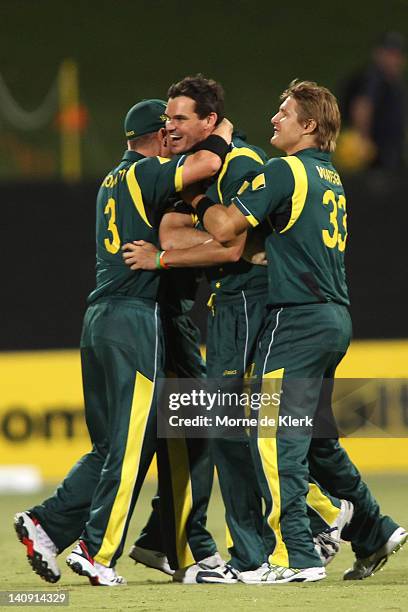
left=14, top=75, right=407, bottom=586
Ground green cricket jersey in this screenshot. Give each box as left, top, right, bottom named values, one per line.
left=88, top=150, right=186, bottom=304
left=232, top=147, right=350, bottom=306
left=204, top=137, right=269, bottom=297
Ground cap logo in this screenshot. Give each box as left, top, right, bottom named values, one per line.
left=160, top=114, right=168, bottom=122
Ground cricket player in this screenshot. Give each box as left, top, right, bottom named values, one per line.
left=127, top=76, right=244, bottom=583
left=14, top=98, right=232, bottom=586
left=180, top=80, right=407, bottom=583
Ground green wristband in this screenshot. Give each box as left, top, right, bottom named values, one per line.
left=156, top=251, right=162, bottom=269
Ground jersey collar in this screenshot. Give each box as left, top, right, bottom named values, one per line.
left=122, top=149, right=145, bottom=163
left=295, top=147, right=331, bottom=162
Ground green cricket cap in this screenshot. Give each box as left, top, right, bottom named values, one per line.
left=124, top=99, right=167, bottom=140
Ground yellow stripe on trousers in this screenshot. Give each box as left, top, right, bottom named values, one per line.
left=95, top=371, right=154, bottom=566
left=257, top=368, right=290, bottom=567
left=225, top=524, right=234, bottom=550
left=306, top=482, right=340, bottom=526
left=167, top=438, right=195, bottom=568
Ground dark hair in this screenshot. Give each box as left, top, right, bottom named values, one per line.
left=167, top=74, right=225, bottom=124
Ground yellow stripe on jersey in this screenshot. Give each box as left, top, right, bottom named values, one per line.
left=237, top=180, right=250, bottom=196
left=257, top=368, right=289, bottom=567
left=126, top=162, right=153, bottom=228
left=245, top=213, right=259, bottom=227
left=252, top=173, right=265, bottom=191
left=279, top=156, right=308, bottom=233
left=217, top=147, right=264, bottom=203
left=174, top=161, right=184, bottom=192
left=94, top=371, right=154, bottom=566
left=156, top=156, right=172, bottom=164
left=167, top=438, right=195, bottom=568
left=306, top=483, right=341, bottom=526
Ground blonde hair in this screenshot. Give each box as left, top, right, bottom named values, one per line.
left=281, top=80, right=341, bottom=152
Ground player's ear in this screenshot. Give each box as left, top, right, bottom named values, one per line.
left=206, top=112, right=218, bottom=130
left=159, top=128, right=171, bottom=157
left=303, top=118, right=317, bottom=135
left=159, top=127, right=168, bottom=146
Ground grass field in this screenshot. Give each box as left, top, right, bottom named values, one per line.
left=1, top=474, right=407, bottom=611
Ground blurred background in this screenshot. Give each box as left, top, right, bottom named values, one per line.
left=1, top=0, right=408, bottom=489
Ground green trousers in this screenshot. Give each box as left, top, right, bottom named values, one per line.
left=251, top=303, right=398, bottom=568
left=134, top=309, right=217, bottom=569
left=207, top=291, right=343, bottom=571
left=32, top=296, right=163, bottom=566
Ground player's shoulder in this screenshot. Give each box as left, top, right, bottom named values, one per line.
left=264, top=155, right=293, bottom=174
left=261, top=156, right=296, bottom=191
left=131, top=155, right=181, bottom=182
left=134, top=155, right=169, bottom=170
left=230, top=138, right=267, bottom=164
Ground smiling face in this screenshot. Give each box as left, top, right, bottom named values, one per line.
left=270, top=96, right=313, bottom=155
left=165, top=96, right=215, bottom=154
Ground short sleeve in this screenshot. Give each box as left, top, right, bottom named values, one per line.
left=232, top=157, right=295, bottom=226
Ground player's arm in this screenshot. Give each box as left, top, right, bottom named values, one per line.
left=159, top=210, right=212, bottom=250
left=161, top=233, right=245, bottom=267
left=122, top=233, right=245, bottom=270
left=190, top=199, right=250, bottom=243
left=187, top=159, right=293, bottom=244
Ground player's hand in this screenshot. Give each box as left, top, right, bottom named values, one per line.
left=122, top=241, right=158, bottom=270
left=250, top=251, right=268, bottom=266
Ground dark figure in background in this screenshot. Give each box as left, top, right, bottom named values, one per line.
left=340, top=31, right=407, bottom=170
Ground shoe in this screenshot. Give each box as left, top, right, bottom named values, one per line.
left=66, top=540, right=126, bottom=586
left=173, top=552, right=224, bottom=584
left=239, top=563, right=326, bottom=584
left=344, top=526, right=408, bottom=580
left=14, top=511, right=60, bottom=583
left=314, top=499, right=354, bottom=566
left=129, top=544, right=174, bottom=576
left=196, top=563, right=239, bottom=584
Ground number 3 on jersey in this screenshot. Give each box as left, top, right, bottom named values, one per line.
left=322, top=190, right=347, bottom=252
left=104, top=197, right=121, bottom=254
